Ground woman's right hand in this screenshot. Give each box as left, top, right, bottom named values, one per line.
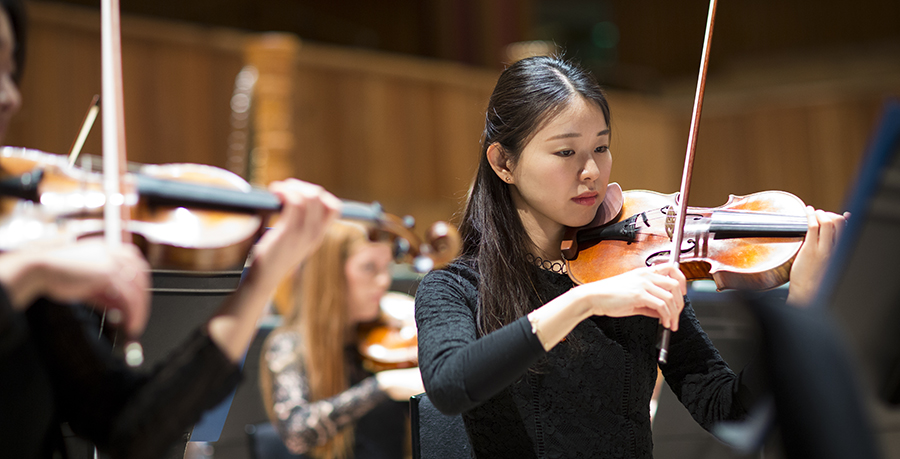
left=0, top=240, right=150, bottom=338
left=375, top=367, right=425, bottom=401
left=575, top=263, right=687, bottom=331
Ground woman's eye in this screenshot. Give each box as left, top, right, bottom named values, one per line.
left=556, top=149, right=575, bottom=157
left=595, top=145, right=609, bottom=153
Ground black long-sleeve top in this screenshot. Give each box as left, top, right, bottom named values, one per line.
left=0, top=287, right=242, bottom=459
left=415, top=258, right=755, bottom=458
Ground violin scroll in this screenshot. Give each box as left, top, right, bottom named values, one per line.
left=421, top=220, right=461, bottom=270
left=364, top=210, right=461, bottom=273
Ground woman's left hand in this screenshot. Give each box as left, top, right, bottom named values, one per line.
left=248, top=179, right=342, bottom=289
left=205, top=179, right=340, bottom=362
left=786, top=206, right=849, bottom=306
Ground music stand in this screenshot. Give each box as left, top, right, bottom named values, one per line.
left=820, top=99, right=900, bottom=404
left=710, top=99, right=900, bottom=459
left=138, top=268, right=245, bottom=458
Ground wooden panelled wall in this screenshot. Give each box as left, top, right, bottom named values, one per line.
left=278, top=40, right=498, bottom=229
left=609, top=74, right=900, bottom=212
left=9, top=1, right=246, bottom=168
left=10, top=1, right=900, bottom=233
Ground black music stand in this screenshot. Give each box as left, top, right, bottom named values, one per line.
left=768, top=98, right=900, bottom=458
left=821, top=99, right=900, bottom=405
left=140, top=268, right=245, bottom=459
left=711, top=99, right=900, bottom=459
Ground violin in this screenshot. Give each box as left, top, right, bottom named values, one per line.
left=562, top=182, right=808, bottom=292
left=0, top=147, right=461, bottom=272
left=565, top=0, right=757, bottom=363
left=357, top=291, right=418, bottom=373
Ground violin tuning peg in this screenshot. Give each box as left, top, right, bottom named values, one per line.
left=412, top=256, right=434, bottom=273
left=393, top=237, right=411, bottom=261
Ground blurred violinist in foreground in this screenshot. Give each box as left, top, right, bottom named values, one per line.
left=260, top=220, right=424, bottom=459
left=0, top=0, right=341, bottom=457
left=414, top=55, right=847, bottom=458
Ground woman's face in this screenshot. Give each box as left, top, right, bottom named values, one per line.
left=507, top=96, right=612, bottom=233
left=345, top=241, right=393, bottom=325
left=0, top=9, right=20, bottom=144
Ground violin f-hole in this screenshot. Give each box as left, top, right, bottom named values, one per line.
left=646, top=238, right=696, bottom=266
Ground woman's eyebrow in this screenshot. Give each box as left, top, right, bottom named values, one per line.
left=546, top=132, right=580, bottom=141
left=546, top=129, right=610, bottom=141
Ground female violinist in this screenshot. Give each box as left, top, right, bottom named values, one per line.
left=414, top=55, right=846, bottom=458
left=0, top=1, right=343, bottom=457
left=260, top=220, right=424, bottom=458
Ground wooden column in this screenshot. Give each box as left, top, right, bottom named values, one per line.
left=244, top=34, right=300, bottom=185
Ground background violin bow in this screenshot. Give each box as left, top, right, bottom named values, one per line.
left=67, top=94, right=100, bottom=167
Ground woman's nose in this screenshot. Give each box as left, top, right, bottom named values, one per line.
left=0, top=76, right=21, bottom=116
left=376, top=269, right=392, bottom=289
left=581, top=157, right=601, bottom=182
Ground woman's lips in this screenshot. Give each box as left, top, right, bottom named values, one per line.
left=572, top=191, right=599, bottom=206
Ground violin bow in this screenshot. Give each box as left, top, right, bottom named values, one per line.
left=101, top=0, right=143, bottom=366
left=67, top=94, right=100, bottom=167
left=658, top=0, right=718, bottom=364
left=101, top=0, right=127, bottom=246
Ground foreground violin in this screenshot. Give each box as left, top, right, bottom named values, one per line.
left=562, top=183, right=808, bottom=291
left=0, top=147, right=460, bottom=272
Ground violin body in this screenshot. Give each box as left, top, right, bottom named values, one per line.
left=0, top=147, right=461, bottom=272
left=0, top=147, right=265, bottom=270
left=134, top=163, right=264, bottom=270
left=357, top=292, right=418, bottom=373
left=563, top=189, right=808, bottom=291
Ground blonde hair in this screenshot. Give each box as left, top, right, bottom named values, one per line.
left=260, top=220, right=370, bottom=459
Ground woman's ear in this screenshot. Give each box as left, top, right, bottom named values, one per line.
left=486, top=143, right=514, bottom=184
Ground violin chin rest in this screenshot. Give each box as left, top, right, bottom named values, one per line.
left=560, top=183, right=624, bottom=261
left=591, top=182, right=624, bottom=228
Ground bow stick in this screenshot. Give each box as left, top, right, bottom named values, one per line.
left=658, top=0, right=718, bottom=364
left=101, top=0, right=143, bottom=366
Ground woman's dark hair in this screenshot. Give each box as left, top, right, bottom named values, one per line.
left=1, top=0, right=26, bottom=83
left=459, top=55, right=610, bottom=336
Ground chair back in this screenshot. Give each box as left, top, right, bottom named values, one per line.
left=409, top=393, right=472, bottom=459
left=246, top=422, right=305, bottom=459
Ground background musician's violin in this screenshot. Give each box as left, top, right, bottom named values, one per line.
left=357, top=291, right=418, bottom=373
left=0, top=147, right=461, bottom=272
left=562, top=183, right=808, bottom=292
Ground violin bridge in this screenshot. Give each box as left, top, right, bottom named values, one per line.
left=665, top=206, right=676, bottom=241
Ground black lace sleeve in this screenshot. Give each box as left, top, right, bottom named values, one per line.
left=414, top=263, right=545, bottom=415
left=661, top=300, right=750, bottom=430
left=262, top=330, right=390, bottom=454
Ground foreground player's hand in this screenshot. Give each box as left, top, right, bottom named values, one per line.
left=249, top=179, right=341, bottom=289
left=0, top=241, right=150, bottom=338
